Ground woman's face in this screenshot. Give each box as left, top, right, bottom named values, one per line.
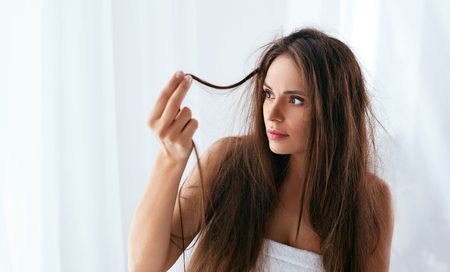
left=262, top=54, right=311, bottom=156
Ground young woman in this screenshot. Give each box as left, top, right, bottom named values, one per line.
left=128, top=28, right=394, bottom=272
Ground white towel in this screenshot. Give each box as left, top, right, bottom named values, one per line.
left=260, top=239, right=325, bottom=272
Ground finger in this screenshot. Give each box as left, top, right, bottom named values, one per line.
left=160, top=75, right=192, bottom=126
left=180, top=118, right=199, bottom=140
left=174, top=108, right=181, bottom=119
left=168, top=107, right=192, bottom=135
left=149, top=70, right=185, bottom=122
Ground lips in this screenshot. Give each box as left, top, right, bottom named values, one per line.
left=267, top=129, right=288, bottom=136
left=267, top=129, right=289, bottom=140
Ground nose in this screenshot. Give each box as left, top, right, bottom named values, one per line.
left=266, top=100, right=283, bottom=122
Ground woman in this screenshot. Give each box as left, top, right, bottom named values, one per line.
left=128, top=28, right=394, bottom=272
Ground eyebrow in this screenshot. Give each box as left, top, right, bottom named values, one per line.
left=263, top=82, right=307, bottom=96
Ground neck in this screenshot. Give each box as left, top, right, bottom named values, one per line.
left=284, top=153, right=307, bottom=191
left=278, top=152, right=312, bottom=224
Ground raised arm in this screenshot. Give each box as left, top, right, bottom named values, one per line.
left=127, top=70, right=235, bottom=272
left=128, top=71, right=197, bottom=272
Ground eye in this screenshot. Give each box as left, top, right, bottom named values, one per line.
left=290, top=96, right=304, bottom=105
left=262, top=89, right=272, bottom=99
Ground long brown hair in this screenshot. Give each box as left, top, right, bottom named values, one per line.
left=176, top=27, right=384, bottom=271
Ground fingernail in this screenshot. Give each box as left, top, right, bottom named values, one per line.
left=175, top=71, right=184, bottom=79
left=185, top=75, right=192, bottom=85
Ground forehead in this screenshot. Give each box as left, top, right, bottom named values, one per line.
left=264, top=54, right=307, bottom=91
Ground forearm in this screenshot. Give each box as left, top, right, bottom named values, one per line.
left=128, top=149, right=188, bottom=272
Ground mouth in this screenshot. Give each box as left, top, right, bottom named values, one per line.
left=267, top=129, right=289, bottom=140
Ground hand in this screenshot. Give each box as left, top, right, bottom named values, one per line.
left=147, top=71, right=198, bottom=162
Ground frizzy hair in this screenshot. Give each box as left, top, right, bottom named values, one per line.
left=171, top=27, right=386, bottom=272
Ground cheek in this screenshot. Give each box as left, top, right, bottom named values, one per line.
left=262, top=104, right=269, bottom=121
left=291, top=115, right=311, bottom=138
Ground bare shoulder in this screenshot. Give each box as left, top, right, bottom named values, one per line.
left=206, top=136, right=242, bottom=157
left=182, top=136, right=243, bottom=191
left=200, top=136, right=241, bottom=173
left=368, top=174, right=394, bottom=213
left=367, top=173, right=394, bottom=229
left=365, top=173, right=395, bottom=271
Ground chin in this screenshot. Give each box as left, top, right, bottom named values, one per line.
left=268, top=145, right=293, bottom=155
left=268, top=143, right=304, bottom=155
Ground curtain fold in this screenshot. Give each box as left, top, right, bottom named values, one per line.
left=41, top=0, right=126, bottom=271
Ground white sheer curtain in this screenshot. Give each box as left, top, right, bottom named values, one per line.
left=0, top=0, right=449, bottom=271
left=1, top=0, right=125, bottom=271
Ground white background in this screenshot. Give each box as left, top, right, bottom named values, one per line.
left=0, top=0, right=449, bottom=271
